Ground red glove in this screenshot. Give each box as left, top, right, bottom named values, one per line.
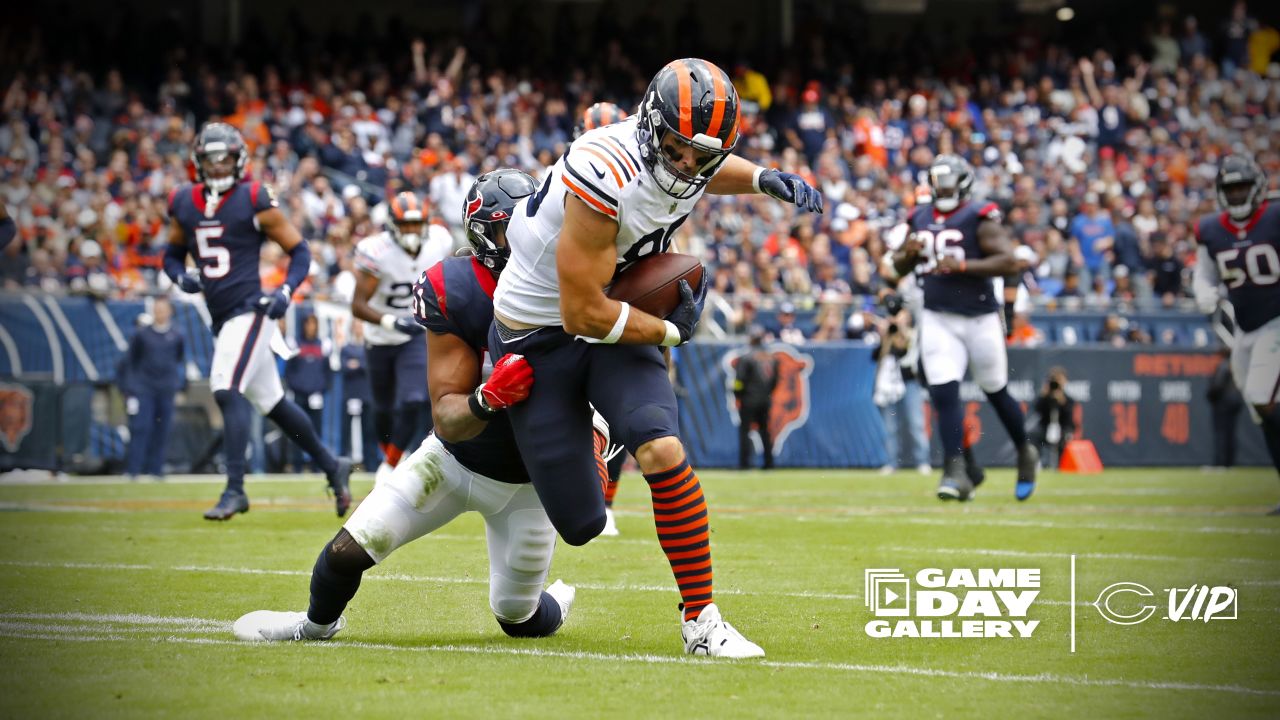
left=475, top=354, right=533, bottom=416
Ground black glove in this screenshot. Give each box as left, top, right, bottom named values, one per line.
left=394, top=316, right=425, bottom=335
left=665, top=272, right=710, bottom=345
left=175, top=270, right=203, bottom=294
left=256, top=286, right=292, bottom=319
left=1003, top=302, right=1016, bottom=340
left=758, top=169, right=824, bottom=213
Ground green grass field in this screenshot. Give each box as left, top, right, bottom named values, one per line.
left=0, top=467, right=1277, bottom=719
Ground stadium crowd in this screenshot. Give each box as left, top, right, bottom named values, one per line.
left=1, top=2, right=1277, bottom=345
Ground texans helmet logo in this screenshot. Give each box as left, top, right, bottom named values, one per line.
left=490, top=211, right=508, bottom=221
left=465, top=193, right=483, bottom=221
left=0, top=383, right=34, bottom=453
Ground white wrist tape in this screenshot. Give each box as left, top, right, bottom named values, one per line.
left=600, top=302, right=630, bottom=344
left=380, top=315, right=398, bottom=331
left=661, top=320, right=683, bottom=347
left=751, top=167, right=766, bottom=194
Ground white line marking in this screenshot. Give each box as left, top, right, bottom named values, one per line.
left=0, top=624, right=1275, bottom=698
left=875, top=516, right=1280, bottom=536
left=1070, top=554, right=1076, bottom=654
left=93, top=300, right=129, bottom=352
left=0, top=612, right=230, bottom=629
left=21, top=293, right=64, bottom=384
left=41, top=295, right=99, bottom=381
left=0, top=322, right=22, bottom=375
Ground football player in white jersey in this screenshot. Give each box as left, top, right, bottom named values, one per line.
left=351, top=192, right=453, bottom=477
left=489, top=58, right=822, bottom=658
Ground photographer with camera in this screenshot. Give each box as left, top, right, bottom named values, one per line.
left=871, top=292, right=931, bottom=475
left=1031, top=367, right=1076, bottom=469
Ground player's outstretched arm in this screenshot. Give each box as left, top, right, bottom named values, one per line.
left=257, top=208, right=311, bottom=318
left=558, top=195, right=680, bottom=345
left=162, top=219, right=203, bottom=293
left=706, top=155, right=823, bottom=213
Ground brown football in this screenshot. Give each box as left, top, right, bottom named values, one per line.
left=606, top=253, right=705, bottom=318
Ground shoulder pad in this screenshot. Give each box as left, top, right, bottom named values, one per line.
left=977, top=202, right=1002, bottom=223
left=412, top=262, right=454, bottom=334
left=562, top=142, right=624, bottom=218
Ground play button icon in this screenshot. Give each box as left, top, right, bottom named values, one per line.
left=883, top=588, right=899, bottom=605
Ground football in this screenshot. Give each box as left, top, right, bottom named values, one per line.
left=606, top=252, right=704, bottom=318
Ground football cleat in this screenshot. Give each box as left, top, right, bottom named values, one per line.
left=936, top=456, right=973, bottom=502
left=203, top=490, right=249, bottom=521
left=680, top=603, right=764, bottom=659
left=965, top=456, right=986, bottom=489
left=601, top=508, right=620, bottom=536
left=546, top=579, right=576, bottom=628
left=1015, top=443, right=1040, bottom=501
left=232, top=610, right=345, bottom=642
left=327, top=457, right=353, bottom=517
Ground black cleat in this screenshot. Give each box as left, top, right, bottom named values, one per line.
left=964, top=456, right=986, bottom=490
left=937, top=456, right=974, bottom=501
left=1015, top=443, right=1040, bottom=501
left=327, top=457, right=353, bottom=517
left=203, top=490, right=249, bottom=521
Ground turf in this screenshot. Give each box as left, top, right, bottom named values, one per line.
left=0, top=467, right=1276, bottom=719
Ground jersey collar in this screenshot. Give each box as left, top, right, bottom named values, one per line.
left=469, top=257, right=498, bottom=299
left=1219, top=200, right=1268, bottom=237
left=192, top=183, right=234, bottom=215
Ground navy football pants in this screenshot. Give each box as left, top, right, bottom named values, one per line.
left=487, top=324, right=680, bottom=546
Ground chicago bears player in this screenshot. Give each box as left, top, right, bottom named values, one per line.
left=233, top=169, right=583, bottom=643
left=575, top=102, right=629, bottom=139
left=165, top=123, right=352, bottom=520
left=489, top=59, right=822, bottom=658
left=1193, top=155, right=1280, bottom=514
left=889, top=155, right=1038, bottom=502
left=350, top=192, right=452, bottom=478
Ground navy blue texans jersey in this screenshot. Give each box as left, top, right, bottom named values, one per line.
left=168, top=181, right=277, bottom=333
left=1195, top=201, right=1280, bottom=333
left=909, top=201, right=1003, bottom=317
left=413, top=257, right=530, bottom=484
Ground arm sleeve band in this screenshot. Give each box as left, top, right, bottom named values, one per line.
left=284, top=240, right=311, bottom=291
left=163, top=243, right=188, bottom=281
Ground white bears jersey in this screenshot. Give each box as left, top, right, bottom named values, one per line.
left=355, top=227, right=453, bottom=345
left=495, top=118, right=703, bottom=326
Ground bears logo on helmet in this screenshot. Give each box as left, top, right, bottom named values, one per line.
left=636, top=59, right=741, bottom=199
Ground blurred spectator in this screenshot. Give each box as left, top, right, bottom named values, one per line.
left=338, top=321, right=380, bottom=469
left=1069, top=193, right=1115, bottom=280
left=1030, top=366, right=1076, bottom=469
left=733, top=327, right=778, bottom=470
left=772, top=302, right=806, bottom=345
left=120, top=297, right=185, bottom=480
left=872, top=307, right=930, bottom=475
left=284, top=314, right=333, bottom=472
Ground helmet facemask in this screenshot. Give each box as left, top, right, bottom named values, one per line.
left=466, top=218, right=510, bottom=273
left=639, top=104, right=732, bottom=200
left=1217, top=178, right=1265, bottom=222
left=929, top=161, right=972, bottom=213
left=390, top=219, right=424, bottom=255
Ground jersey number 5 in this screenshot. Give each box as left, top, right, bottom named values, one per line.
left=1216, top=244, right=1280, bottom=289
left=914, top=228, right=965, bottom=274
left=194, top=226, right=231, bottom=279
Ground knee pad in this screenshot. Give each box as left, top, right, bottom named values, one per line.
left=618, top=403, right=679, bottom=455
left=325, top=528, right=376, bottom=576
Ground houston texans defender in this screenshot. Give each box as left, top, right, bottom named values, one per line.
left=890, top=155, right=1038, bottom=502
left=489, top=59, right=822, bottom=658
left=350, top=192, right=452, bottom=478
left=233, top=169, right=601, bottom=643
left=164, top=123, right=351, bottom=520
left=1193, top=155, right=1280, bottom=514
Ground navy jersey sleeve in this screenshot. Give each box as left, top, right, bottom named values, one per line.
left=413, top=262, right=461, bottom=336
left=249, top=181, right=279, bottom=214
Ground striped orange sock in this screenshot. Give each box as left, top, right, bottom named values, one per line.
left=643, top=458, right=713, bottom=621
left=593, top=429, right=611, bottom=495
left=603, top=475, right=620, bottom=507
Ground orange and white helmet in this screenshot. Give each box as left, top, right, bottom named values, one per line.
left=386, top=192, right=427, bottom=255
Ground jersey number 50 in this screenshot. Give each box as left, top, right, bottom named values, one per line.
left=1216, top=244, right=1280, bottom=289
left=194, top=226, right=231, bottom=279
left=913, top=228, right=966, bottom=274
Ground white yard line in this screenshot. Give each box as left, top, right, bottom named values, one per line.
left=0, top=620, right=1274, bottom=698
left=880, top=545, right=1278, bottom=566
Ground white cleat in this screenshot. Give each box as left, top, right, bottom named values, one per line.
left=601, top=508, right=620, bottom=536
left=546, top=579, right=576, bottom=628
left=232, top=610, right=345, bottom=642
left=374, top=462, right=394, bottom=489
left=680, top=603, right=765, bottom=658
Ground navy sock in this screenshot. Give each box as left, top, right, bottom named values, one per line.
left=307, top=530, right=374, bottom=625
left=929, top=381, right=964, bottom=460
left=374, top=409, right=394, bottom=445
left=214, top=390, right=252, bottom=494
left=269, top=399, right=338, bottom=476
left=392, top=401, right=429, bottom=452
left=985, top=386, right=1029, bottom=447
left=496, top=592, right=564, bottom=638
left=1260, top=406, right=1280, bottom=477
